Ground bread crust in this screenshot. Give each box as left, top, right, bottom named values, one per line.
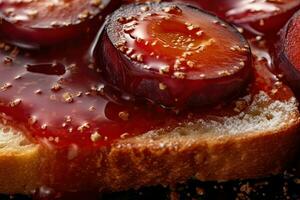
left=106, top=123, right=300, bottom=191
left=0, top=105, right=298, bottom=192
left=2, top=121, right=299, bottom=194
left=0, top=146, right=40, bottom=193
left=0, top=92, right=299, bottom=194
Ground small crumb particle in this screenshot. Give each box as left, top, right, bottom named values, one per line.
left=90, top=131, right=102, bottom=142
left=159, top=83, right=167, bottom=90
left=62, top=92, right=74, bottom=103
left=196, top=187, right=205, bottom=195
left=119, top=111, right=129, bottom=121
left=77, top=122, right=90, bottom=133
left=120, top=132, right=130, bottom=139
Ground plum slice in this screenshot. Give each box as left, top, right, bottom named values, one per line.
left=93, top=3, right=252, bottom=108
left=224, top=0, right=300, bottom=34
left=0, top=0, right=119, bottom=48
left=169, top=0, right=300, bottom=35
left=276, top=10, right=300, bottom=93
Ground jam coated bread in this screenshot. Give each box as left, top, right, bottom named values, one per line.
left=0, top=88, right=299, bottom=193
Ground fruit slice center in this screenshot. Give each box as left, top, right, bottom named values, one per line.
left=97, top=3, right=252, bottom=107
left=118, top=4, right=249, bottom=79
left=133, top=18, right=213, bottom=58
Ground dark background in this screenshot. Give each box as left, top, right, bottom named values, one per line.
left=2, top=162, right=300, bottom=200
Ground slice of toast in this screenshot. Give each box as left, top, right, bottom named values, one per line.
left=0, top=20, right=299, bottom=193
left=0, top=1, right=299, bottom=197
left=0, top=64, right=299, bottom=194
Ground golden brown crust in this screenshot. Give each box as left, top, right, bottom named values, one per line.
left=30, top=117, right=299, bottom=193
left=0, top=93, right=299, bottom=194
left=0, top=123, right=299, bottom=194
left=0, top=147, right=40, bottom=193
left=104, top=122, right=300, bottom=191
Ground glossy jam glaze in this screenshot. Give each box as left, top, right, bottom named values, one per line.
left=0, top=1, right=296, bottom=149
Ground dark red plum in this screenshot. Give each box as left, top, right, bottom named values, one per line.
left=93, top=3, right=252, bottom=108
left=160, top=0, right=300, bottom=35
left=0, top=0, right=120, bottom=48
left=223, top=0, right=300, bottom=35
left=276, top=10, right=300, bottom=94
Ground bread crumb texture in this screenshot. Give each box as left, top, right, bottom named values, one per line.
left=199, top=91, right=298, bottom=135
left=0, top=91, right=298, bottom=193
left=0, top=125, right=35, bottom=152
left=137, top=91, right=299, bottom=141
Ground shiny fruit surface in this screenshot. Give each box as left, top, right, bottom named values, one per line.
left=94, top=3, right=252, bottom=107
left=0, top=0, right=119, bottom=48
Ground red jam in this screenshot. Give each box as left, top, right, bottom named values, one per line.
left=0, top=39, right=177, bottom=147
left=0, top=1, right=296, bottom=149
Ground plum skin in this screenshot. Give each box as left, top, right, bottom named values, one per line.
left=94, top=3, right=253, bottom=108
left=0, top=19, right=87, bottom=49
left=98, top=31, right=252, bottom=108
left=276, top=10, right=300, bottom=95
left=0, top=0, right=121, bottom=49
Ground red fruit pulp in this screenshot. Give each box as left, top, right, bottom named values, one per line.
left=95, top=3, right=252, bottom=107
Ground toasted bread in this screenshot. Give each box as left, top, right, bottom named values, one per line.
left=0, top=88, right=299, bottom=194
left=0, top=1, right=299, bottom=196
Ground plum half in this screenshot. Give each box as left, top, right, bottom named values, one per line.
left=93, top=3, right=252, bottom=108
left=0, top=0, right=119, bottom=48
left=276, top=10, right=300, bottom=94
